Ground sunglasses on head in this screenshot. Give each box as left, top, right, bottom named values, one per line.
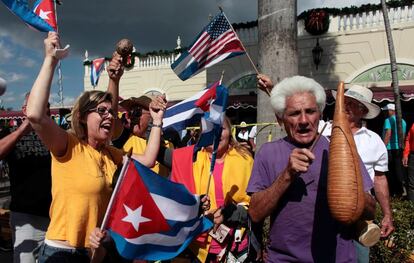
left=90, top=106, right=115, bottom=118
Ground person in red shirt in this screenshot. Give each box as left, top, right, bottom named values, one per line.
left=402, top=123, right=414, bottom=201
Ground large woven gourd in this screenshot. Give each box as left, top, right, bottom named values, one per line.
left=327, top=82, right=365, bottom=225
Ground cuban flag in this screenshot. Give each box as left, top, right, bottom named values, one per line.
left=162, top=81, right=220, bottom=134
left=33, top=0, right=57, bottom=31
left=194, top=84, right=228, bottom=163
left=171, top=12, right=245, bottom=81
left=105, top=159, right=213, bottom=260
left=1, top=0, right=56, bottom=32
left=90, top=58, right=105, bottom=87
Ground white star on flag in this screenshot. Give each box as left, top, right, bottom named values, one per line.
left=38, top=9, right=52, bottom=21
left=122, top=204, right=151, bottom=232
left=207, top=97, right=214, bottom=106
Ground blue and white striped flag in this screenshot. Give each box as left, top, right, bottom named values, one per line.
left=162, top=81, right=221, bottom=133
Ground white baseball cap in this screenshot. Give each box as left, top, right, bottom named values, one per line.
left=382, top=103, right=395, bottom=111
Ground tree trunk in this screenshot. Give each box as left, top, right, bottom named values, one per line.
left=256, top=0, right=298, bottom=149
left=381, top=0, right=404, bottom=149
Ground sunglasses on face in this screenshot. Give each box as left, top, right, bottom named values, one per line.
left=129, top=108, right=142, bottom=119
left=90, top=106, right=115, bottom=118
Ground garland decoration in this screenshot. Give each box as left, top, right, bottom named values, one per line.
left=305, top=9, right=330, bottom=35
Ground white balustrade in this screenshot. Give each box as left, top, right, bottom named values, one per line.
left=84, top=3, right=414, bottom=76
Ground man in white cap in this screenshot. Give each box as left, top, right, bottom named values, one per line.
left=333, top=85, right=394, bottom=262
left=382, top=103, right=407, bottom=197
left=237, top=121, right=249, bottom=141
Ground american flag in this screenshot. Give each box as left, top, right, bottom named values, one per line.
left=171, top=12, right=245, bottom=81
left=189, top=13, right=242, bottom=68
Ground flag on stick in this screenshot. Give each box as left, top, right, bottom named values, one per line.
left=104, top=159, right=212, bottom=261
left=191, top=80, right=228, bottom=193
left=90, top=58, right=105, bottom=87
left=1, top=0, right=56, bottom=32
left=162, top=81, right=221, bottom=133
left=33, top=0, right=57, bottom=31
left=171, top=12, right=245, bottom=81
left=194, top=82, right=228, bottom=148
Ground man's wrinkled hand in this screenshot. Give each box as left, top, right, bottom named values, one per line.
left=257, top=74, right=273, bottom=95
left=380, top=216, right=395, bottom=238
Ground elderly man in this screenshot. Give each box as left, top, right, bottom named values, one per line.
left=333, top=85, right=394, bottom=262
left=248, top=76, right=376, bottom=262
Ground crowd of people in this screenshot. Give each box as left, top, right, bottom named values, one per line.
left=0, top=32, right=413, bottom=263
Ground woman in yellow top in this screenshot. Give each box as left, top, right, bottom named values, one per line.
left=171, top=117, right=254, bottom=262
left=26, top=32, right=167, bottom=263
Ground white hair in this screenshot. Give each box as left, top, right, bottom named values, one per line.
left=270, top=76, right=326, bottom=118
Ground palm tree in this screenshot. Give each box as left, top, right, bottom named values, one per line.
left=381, top=0, right=404, bottom=149
left=256, top=0, right=298, bottom=149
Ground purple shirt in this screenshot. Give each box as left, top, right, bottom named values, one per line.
left=247, top=136, right=373, bottom=263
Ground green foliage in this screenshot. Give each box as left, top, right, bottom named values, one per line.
left=370, top=199, right=414, bottom=263
left=260, top=199, right=414, bottom=262
left=298, top=0, right=414, bottom=20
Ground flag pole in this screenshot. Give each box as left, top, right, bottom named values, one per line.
left=309, top=122, right=328, bottom=152
left=100, top=153, right=132, bottom=231
left=205, top=74, right=225, bottom=195
left=219, top=8, right=258, bottom=73
left=219, top=70, right=225, bottom=85
left=205, top=134, right=218, bottom=195
left=219, top=9, right=270, bottom=97
left=54, top=0, right=64, bottom=107
left=91, top=153, right=131, bottom=261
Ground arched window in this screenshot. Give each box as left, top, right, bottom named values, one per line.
left=352, top=63, right=414, bottom=83
left=228, top=74, right=257, bottom=95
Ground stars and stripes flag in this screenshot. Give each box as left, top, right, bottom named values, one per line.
left=171, top=12, right=245, bottom=81
left=1, top=0, right=56, bottom=32
left=90, top=58, right=105, bottom=87
left=103, top=159, right=212, bottom=260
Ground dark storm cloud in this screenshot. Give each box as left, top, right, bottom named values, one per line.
left=0, top=0, right=257, bottom=58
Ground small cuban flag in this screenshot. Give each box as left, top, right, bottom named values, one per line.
left=1, top=0, right=56, bottom=32
left=105, top=159, right=213, bottom=261
left=162, top=81, right=221, bottom=134
left=90, top=58, right=105, bottom=87
left=33, top=0, right=57, bottom=31
left=193, top=82, right=228, bottom=163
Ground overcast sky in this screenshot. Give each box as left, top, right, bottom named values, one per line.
left=0, top=0, right=378, bottom=110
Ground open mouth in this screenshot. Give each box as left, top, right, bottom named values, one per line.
left=101, top=122, right=112, bottom=132
left=298, top=128, right=311, bottom=134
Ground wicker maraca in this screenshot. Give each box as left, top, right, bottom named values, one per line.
left=327, top=81, right=365, bottom=225
left=116, top=39, right=133, bottom=65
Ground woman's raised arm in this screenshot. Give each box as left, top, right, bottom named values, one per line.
left=26, top=32, right=68, bottom=157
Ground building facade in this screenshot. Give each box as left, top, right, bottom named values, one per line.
left=83, top=3, right=414, bottom=130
